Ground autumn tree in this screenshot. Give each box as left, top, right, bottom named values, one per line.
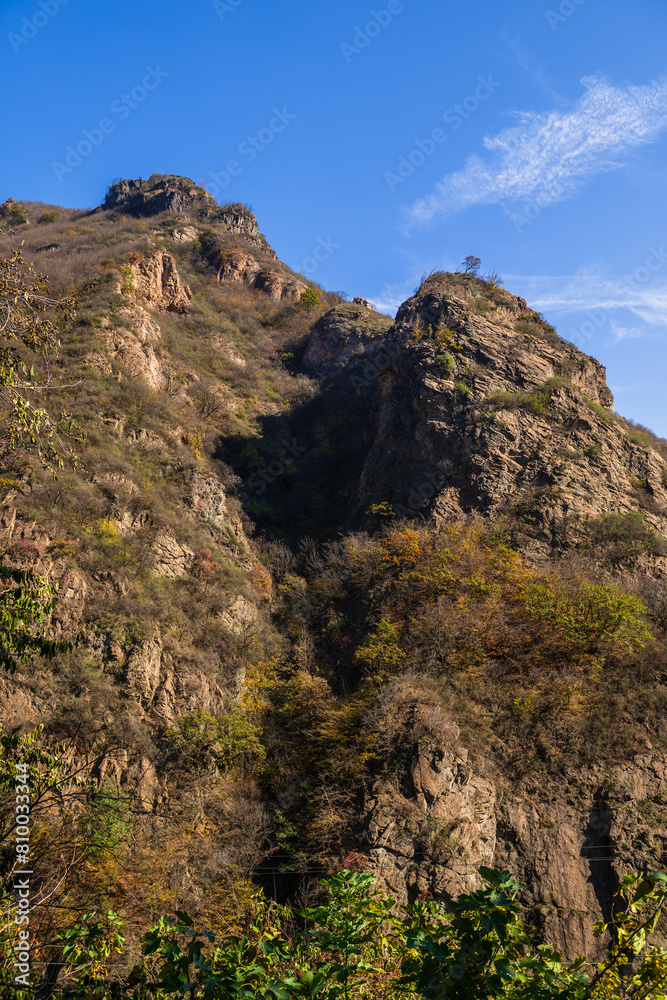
left=461, top=254, right=481, bottom=276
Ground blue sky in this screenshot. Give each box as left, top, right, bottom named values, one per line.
left=2, top=0, right=667, bottom=433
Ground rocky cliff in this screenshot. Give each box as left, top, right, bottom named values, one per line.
left=2, top=177, right=667, bottom=966
left=303, top=270, right=667, bottom=563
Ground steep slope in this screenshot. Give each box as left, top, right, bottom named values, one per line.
left=304, top=270, right=667, bottom=560
left=0, top=175, right=341, bottom=939
left=2, top=178, right=667, bottom=973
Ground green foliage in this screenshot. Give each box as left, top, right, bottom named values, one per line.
left=435, top=352, right=455, bottom=376
left=354, top=618, right=405, bottom=679
left=121, top=264, right=135, bottom=292
left=55, top=910, right=126, bottom=986
left=167, top=707, right=266, bottom=773
left=38, top=211, right=61, bottom=224
left=487, top=377, right=570, bottom=417
left=514, top=311, right=560, bottom=346
left=521, top=580, right=653, bottom=653
left=79, top=782, right=131, bottom=860
left=19, top=867, right=667, bottom=999
left=300, top=288, right=321, bottom=310
left=0, top=565, right=73, bottom=672
left=454, top=380, right=471, bottom=398
left=581, top=394, right=617, bottom=424
left=367, top=502, right=396, bottom=518
left=628, top=431, right=653, bottom=448
left=4, top=202, right=28, bottom=225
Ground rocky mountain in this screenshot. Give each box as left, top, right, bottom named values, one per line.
left=2, top=175, right=667, bottom=969
left=303, top=271, right=667, bottom=555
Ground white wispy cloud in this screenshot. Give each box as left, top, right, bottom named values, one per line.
left=370, top=284, right=413, bottom=316
left=511, top=269, right=667, bottom=333
left=609, top=323, right=651, bottom=342
left=609, top=383, right=641, bottom=393
left=406, top=76, right=667, bottom=225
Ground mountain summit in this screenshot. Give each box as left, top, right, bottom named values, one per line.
left=303, top=269, right=667, bottom=562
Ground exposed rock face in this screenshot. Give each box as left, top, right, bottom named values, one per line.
left=353, top=296, right=375, bottom=310
left=172, top=225, right=198, bottom=243
left=104, top=175, right=272, bottom=254
left=186, top=472, right=253, bottom=566
left=104, top=174, right=218, bottom=217
left=363, top=742, right=497, bottom=904
left=129, top=250, right=192, bottom=314
left=121, top=633, right=227, bottom=722
left=219, top=206, right=260, bottom=238
left=358, top=683, right=667, bottom=961
left=149, top=529, right=195, bottom=578
left=101, top=305, right=165, bottom=389
left=303, top=303, right=393, bottom=371
left=305, top=274, right=667, bottom=549
left=216, top=249, right=305, bottom=301
left=360, top=681, right=496, bottom=902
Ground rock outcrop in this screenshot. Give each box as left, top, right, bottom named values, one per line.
left=104, top=174, right=218, bottom=217
left=303, top=302, right=393, bottom=371
left=360, top=680, right=495, bottom=899
left=305, top=272, right=667, bottom=553
left=358, top=679, right=667, bottom=961
left=215, top=249, right=305, bottom=301
left=218, top=206, right=260, bottom=238
left=129, top=250, right=192, bottom=314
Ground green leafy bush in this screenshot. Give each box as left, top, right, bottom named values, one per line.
left=300, top=288, right=321, bottom=310
left=166, top=707, right=266, bottom=773
left=521, top=580, right=653, bottom=653
left=19, top=866, right=667, bottom=999
left=435, top=352, right=455, bottom=376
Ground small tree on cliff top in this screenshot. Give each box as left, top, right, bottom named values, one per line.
left=462, top=254, right=481, bottom=276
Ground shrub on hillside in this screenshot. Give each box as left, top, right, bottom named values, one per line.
left=300, top=288, right=321, bottom=310
left=585, top=510, right=667, bottom=566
